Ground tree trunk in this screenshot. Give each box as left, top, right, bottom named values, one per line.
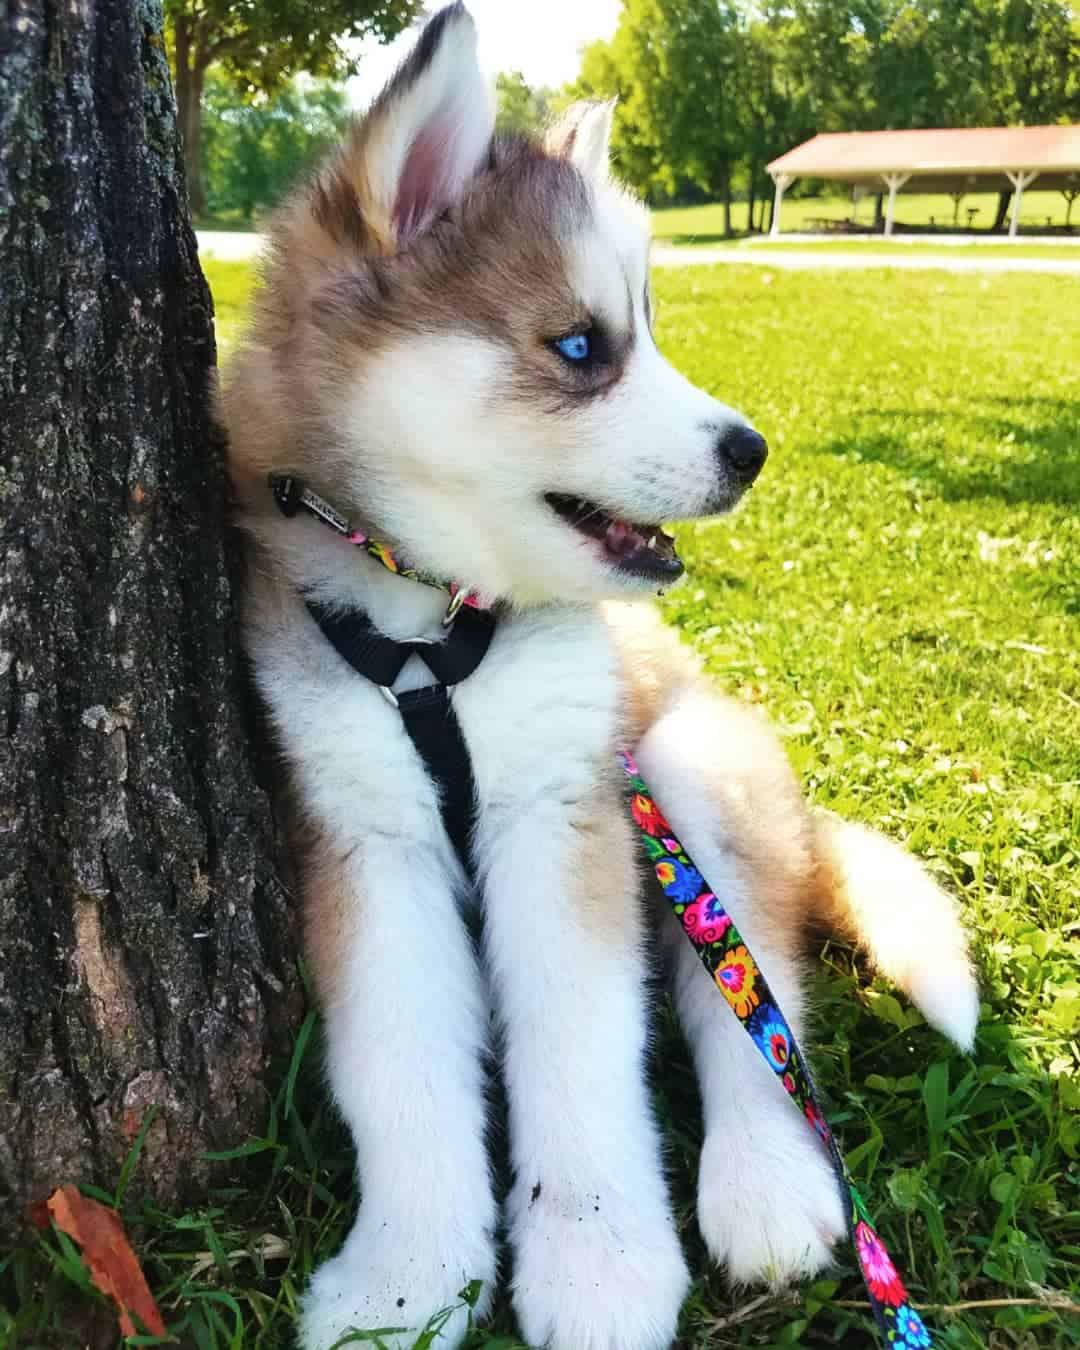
left=173, top=17, right=208, bottom=218
left=721, top=163, right=732, bottom=238
left=0, top=0, right=297, bottom=1241
left=993, top=190, right=1012, bottom=232
left=747, top=167, right=757, bottom=236
left=874, top=192, right=884, bottom=231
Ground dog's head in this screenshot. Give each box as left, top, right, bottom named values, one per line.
left=223, top=2, right=766, bottom=605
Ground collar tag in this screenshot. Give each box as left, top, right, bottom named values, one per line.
left=270, top=474, right=350, bottom=536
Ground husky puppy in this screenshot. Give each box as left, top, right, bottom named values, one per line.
left=219, top=6, right=977, bottom=1348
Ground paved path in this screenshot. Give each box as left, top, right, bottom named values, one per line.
left=651, top=244, right=1080, bottom=275
left=198, top=231, right=263, bottom=261
left=197, top=230, right=1080, bottom=276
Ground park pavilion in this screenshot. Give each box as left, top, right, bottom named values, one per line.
left=766, top=124, right=1080, bottom=237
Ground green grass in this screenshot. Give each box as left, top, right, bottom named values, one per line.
left=6, top=260, right=1078, bottom=1349
left=206, top=259, right=258, bottom=361
left=193, top=209, right=263, bottom=233
left=652, top=191, right=1079, bottom=243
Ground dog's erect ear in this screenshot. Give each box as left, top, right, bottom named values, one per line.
left=326, top=3, right=493, bottom=251
left=545, top=101, right=615, bottom=182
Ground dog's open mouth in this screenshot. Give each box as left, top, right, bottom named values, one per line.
left=544, top=494, right=684, bottom=581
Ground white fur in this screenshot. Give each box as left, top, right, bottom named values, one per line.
left=566, top=101, right=617, bottom=182
left=635, top=694, right=848, bottom=1289
left=460, top=610, right=688, bottom=1350
left=823, top=819, right=979, bottom=1050
left=249, top=587, right=496, bottom=1349
left=253, top=565, right=686, bottom=1349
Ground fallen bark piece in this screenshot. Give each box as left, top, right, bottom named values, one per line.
left=47, top=1185, right=167, bottom=1338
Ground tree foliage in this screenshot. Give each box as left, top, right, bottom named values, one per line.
left=202, top=72, right=351, bottom=219
left=164, top=0, right=420, bottom=214
left=164, top=0, right=419, bottom=98
left=565, top=0, right=1080, bottom=225
left=495, top=71, right=554, bottom=137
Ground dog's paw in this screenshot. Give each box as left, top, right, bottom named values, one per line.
left=698, top=1108, right=846, bottom=1289
left=511, top=1184, right=688, bottom=1350
left=299, top=1219, right=494, bottom=1350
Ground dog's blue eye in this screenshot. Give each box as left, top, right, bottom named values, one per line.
left=554, top=332, right=591, bottom=362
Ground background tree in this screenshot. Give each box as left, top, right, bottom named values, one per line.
left=202, top=72, right=351, bottom=220
left=494, top=70, right=554, bottom=137
left=165, top=0, right=420, bottom=216
left=563, top=0, right=1079, bottom=230
left=0, top=0, right=295, bottom=1236
left=569, top=34, right=660, bottom=195
left=569, top=0, right=745, bottom=223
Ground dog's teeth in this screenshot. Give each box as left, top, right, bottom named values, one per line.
left=647, top=534, right=657, bottom=551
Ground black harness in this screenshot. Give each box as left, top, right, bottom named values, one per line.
left=304, top=599, right=494, bottom=877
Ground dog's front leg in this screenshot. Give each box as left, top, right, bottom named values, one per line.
left=482, top=790, right=688, bottom=1350
left=298, top=833, right=496, bottom=1350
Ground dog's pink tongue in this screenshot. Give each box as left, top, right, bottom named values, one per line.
left=605, top=518, right=647, bottom=558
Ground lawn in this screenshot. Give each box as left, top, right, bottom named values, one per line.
left=652, top=189, right=1079, bottom=241
left=6, top=259, right=1078, bottom=1349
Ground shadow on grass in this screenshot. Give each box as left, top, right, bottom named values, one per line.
left=811, top=396, right=1080, bottom=508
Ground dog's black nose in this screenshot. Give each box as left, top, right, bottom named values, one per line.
left=717, top=424, right=768, bottom=483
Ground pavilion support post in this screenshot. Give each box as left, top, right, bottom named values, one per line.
left=769, top=172, right=794, bottom=237
left=881, top=173, right=911, bottom=237
left=1005, top=170, right=1038, bottom=237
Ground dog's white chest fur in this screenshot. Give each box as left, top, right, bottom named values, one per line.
left=251, top=576, right=620, bottom=878
left=455, top=606, right=619, bottom=839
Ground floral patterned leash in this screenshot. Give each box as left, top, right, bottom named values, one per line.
left=621, top=750, right=932, bottom=1349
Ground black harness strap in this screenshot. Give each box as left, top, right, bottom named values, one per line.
left=305, top=600, right=495, bottom=878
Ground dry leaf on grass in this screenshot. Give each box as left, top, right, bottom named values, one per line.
left=46, top=1184, right=167, bottom=1338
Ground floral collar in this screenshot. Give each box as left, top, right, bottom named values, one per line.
left=269, top=474, right=491, bottom=621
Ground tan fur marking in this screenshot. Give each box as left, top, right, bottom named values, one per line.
left=608, top=601, right=826, bottom=958
left=298, top=826, right=361, bottom=1011
left=568, top=777, right=642, bottom=941
left=604, top=600, right=701, bottom=742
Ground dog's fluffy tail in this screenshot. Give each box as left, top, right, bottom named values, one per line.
left=814, top=816, right=979, bottom=1051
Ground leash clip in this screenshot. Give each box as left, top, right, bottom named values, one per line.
left=443, top=587, right=470, bottom=626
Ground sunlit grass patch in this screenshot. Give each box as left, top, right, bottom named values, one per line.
left=204, top=257, right=258, bottom=360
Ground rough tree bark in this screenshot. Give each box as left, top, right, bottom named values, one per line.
left=0, top=0, right=297, bottom=1241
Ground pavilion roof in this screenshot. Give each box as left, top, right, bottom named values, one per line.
left=768, top=126, right=1080, bottom=186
